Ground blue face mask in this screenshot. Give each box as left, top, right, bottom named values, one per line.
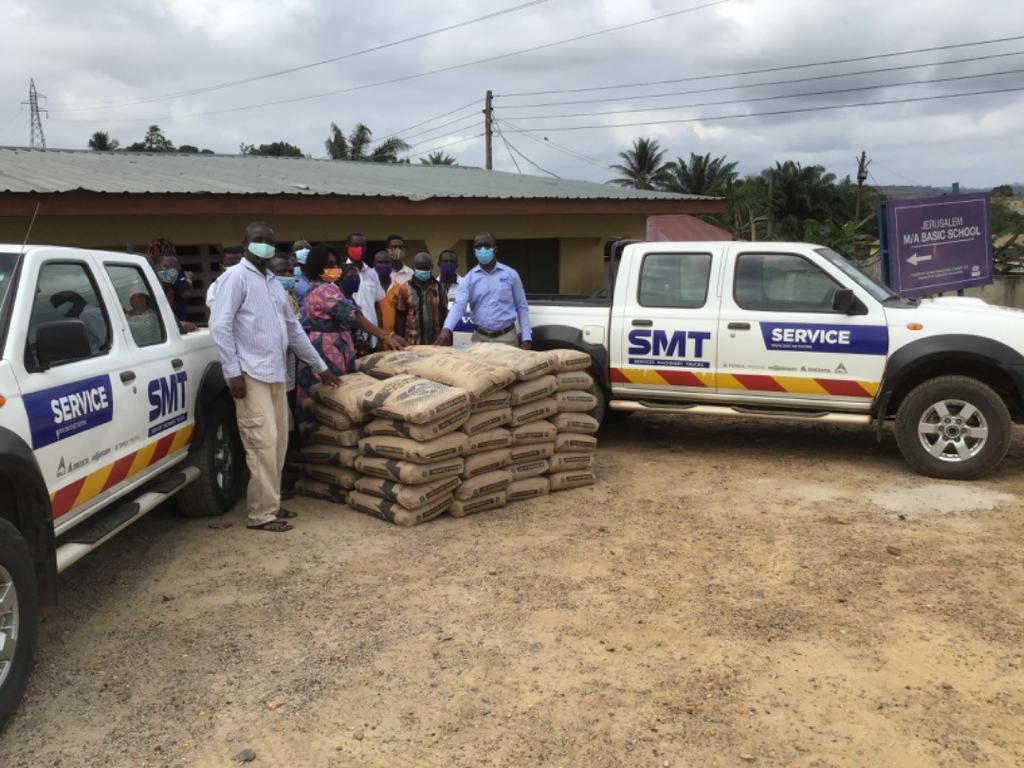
left=341, top=277, right=362, bottom=295
left=247, top=242, right=276, bottom=261
left=475, top=246, right=495, bottom=265
left=414, top=269, right=433, bottom=282
left=276, top=276, right=296, bottom=292
left=293, top=265, right=303, bottom=278
left=157, top=268, right=179, bottom=285
left=55, top=300, right=74, bottom=315
left=295, top=248, right=310, bottom=265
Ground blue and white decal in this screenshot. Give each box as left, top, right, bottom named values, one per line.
left=24, top=375, right=114, bottom=449
left=147, top=371, right=188, bottom=437
left=627, top=329, right=712, bottom=369
left=760, top=323, right=888, bottom=355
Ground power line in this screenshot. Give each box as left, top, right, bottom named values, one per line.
left=497, top=116, right=609, bottom=168
left=498, top=130, right=523, bottom=173
left=408, top=133, right=484, bottom=158
left=498, top=85, right=1024, bottom=133
left=494, top=120, right=559, bottom=177
left=504, top=66, right=1024, bottom=121
left=378, top=97, right=481, bottom=141
left=51, top=0, right=729, bottom=126
left=497, top=32, right=1024, bottom=97
left=498, top=49, right=1024, bottom=108
left=51, top=1, right=548, bottom=112
left=394, top=113, right=481, bottom=144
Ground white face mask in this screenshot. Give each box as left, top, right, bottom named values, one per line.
left=247, top=242, right=276, bottom=260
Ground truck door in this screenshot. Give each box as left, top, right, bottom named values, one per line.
left=611, top=246, right=719, bottom=399
left=716, top=247, right=888, bottom=410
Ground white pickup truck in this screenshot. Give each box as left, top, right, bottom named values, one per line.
left=0, top=245, right=245, bottom=728
left=527, top=239, right=1024, bottom=480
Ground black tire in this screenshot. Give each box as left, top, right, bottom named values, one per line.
left=894, top=375, right=1012, bottom=480
left=588, top=379, right=607, bottom=424
left=0, top=517, right=39, bottom=732
left=176, top=398, right=246, bottom=517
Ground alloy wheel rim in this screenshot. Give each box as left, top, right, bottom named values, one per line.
left=0, top=564, right=19, bottom=689
left=212, top=422, right=236, bottom=494
left=917, top=399, right=989, bottom=463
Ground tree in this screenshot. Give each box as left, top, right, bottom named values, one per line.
left=324, top=123, right=410, bottom=162
left=661, top=152, right=738, bottom=196
left=608, top=137, right=671, bottom=189
left=125, top=125, right=175, bottom=153
left=992, top=184, right=1015, bottom=197
left=240, top=141, right=305, bottom=157
left=419, top=151, right=457, bottom=166
left=88, top=131, right=119, bottom=151
left=178, top=145, right=200, bottom=153
left=763, top=161, right=849, bottom=240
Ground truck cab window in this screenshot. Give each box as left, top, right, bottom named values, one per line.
left=734, top=253, right=843, bottom=313
left=105, top=264, right=167, bottom=347
left=638, top=252, right=712, bottom=308
left=26, top=262, right=112, bottom=367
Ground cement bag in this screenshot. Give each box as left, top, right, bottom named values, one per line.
left=354, top=474, right=460, bottom=509
left=510, top=398, right=558, bottom=427
left=302, top=464, right=360, bottom=489
left=556, top=371, right=594, bottom=392
left=463, top=407, right=513, bottom=435
left=507, top=476, right=550, bottom=501
left=454, top=469, right=512, bottom=500
left=403, top=355, right=516, bottom=401
left=449, top=490, right=506, bottom=518
left=507, top=458, right=549, bottom=480
left=299, top=444, right=358, bottom=469
left=355, top=456, right=464, bottom=484
left=462, top=448, right=512, bottom=478
left=468, top=428, right=513, bottom=453
left=549, top=469, right=596, bottom=491
left=312, top=373, right=384, bottom=422
left=511, top=420, right=557, bottom=446
left=354, top=350, right=422, bottom=379
left=294, top=478, right=347, bottom=504
left=309, top=402, right=359, bottom=432
left=465, top=343, right=555, bottom=380
left=404, top=344, right=456, bottom=357
left=472, top=389, right=511, bottom=413
left=300, top=418, right=361, bottom=447
left=364, top=374, right=471, bottom=425
left=555, top=433, right=598, bottom=454
left=546, top=348, right=592, bottom=372
left=549, top=452, right=595, bottom=472
left=508, top=375, right=559, bottom=406
left=363, top=409, right=470, bottom=442
left=509, top=441, right=555, bottom=463
left=347, top=489, right=451, bottom=527
left=358, top=432, right=468, bottom=464
left=555, top=390, right=598, bottom=413
left=551, top=413, right=600, bottom=434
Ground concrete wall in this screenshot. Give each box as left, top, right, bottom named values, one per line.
left=965, top=277, right=1024, bottom=308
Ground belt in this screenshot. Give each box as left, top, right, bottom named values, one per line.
left=475, top=323, right=516, bottom=338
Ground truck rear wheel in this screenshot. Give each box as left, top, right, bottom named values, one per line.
left=0, top=517, right=38, bottom=732
left=894, top=376, right=1012, bottom=480
left=176, top=399, right=245, bottom=517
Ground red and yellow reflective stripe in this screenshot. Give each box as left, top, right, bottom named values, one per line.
left=611, top=367, right=878, bottom=399
left=50, top=424, right=194, bottom=519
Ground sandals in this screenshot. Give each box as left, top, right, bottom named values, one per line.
left=276, top=508, right=298, bottom=519
left=248, top=519, right=294, bottom=532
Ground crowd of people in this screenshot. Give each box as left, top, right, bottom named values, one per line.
left=175, top=220, right=536, bottom=532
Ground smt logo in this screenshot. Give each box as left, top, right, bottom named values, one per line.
left=627, top=329, right=712, bottom=369
left=760, top=323, right=888, bottom=356
left=147, top=371, right=188, bottom=436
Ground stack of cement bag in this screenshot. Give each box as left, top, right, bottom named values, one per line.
left=547, top=354, right=600, bottom=491
left=294, top=379, right=366, bottom=504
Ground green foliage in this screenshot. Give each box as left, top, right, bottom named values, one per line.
left=125, top=125, right=175, bottom=153
left=240, top=141, right=305, bottom=158
left=608, top=137, right=671, bottom=189
left=420, top=151, right=457, bottom=166
left=803, top=215, right=877, bottom=263
left=661, top=152, right=738, bottom=196
left=87, top=131, right=119, bottom=151
left=992, top=198, right=1024, bottom=274
left=991, top=184, right=1014, bottom=197
left=325, top=123, right=410, bottom=162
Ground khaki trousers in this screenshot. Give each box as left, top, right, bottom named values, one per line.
left=471, top=328, right=520, bottom=347
left=234, top=375, right=289, bottom=527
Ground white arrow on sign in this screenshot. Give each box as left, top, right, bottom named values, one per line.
left=907, top=252, right=932, bottom=266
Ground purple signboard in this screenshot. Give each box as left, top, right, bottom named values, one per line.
left=885, top=193, right=992, bottom=297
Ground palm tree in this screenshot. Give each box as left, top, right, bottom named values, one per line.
left=661, top=152, right=738, bottom=196
left=764, top=161, right=843, bottom=239
left=325, top=123, right=410, bottom=162
left=608, top=137, right=670, bottom=189
left=88, top=131, right=119, bottom=151
left=419, top=151, right=457, bottom=166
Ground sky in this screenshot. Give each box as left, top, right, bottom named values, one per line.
left=2, top=0, right=1022, bottom=188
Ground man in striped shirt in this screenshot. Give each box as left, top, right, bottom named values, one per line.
left=210, top=222, right=340, bottom=532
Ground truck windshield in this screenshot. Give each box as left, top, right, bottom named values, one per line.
left=0, top=252, right=17, bottom=342
left=815, top=247, right=897, bottom=302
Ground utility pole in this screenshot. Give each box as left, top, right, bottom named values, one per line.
left=855, top=150, right=870, bottom=220
left=22, top=79, right=47, bottom=149
left=484, top=89, right=493, bottom=170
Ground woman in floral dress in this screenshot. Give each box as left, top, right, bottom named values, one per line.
left=296, top=244, right=403, bottom=405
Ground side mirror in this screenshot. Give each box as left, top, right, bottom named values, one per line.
left=35, top=320, right=92, bottom=370
left=832, top=288, right=860, bottom=315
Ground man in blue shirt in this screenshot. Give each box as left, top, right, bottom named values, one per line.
left=435, top=231, right=532, bottom=350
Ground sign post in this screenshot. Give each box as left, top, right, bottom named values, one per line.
left=882, top=193, right=992, bottom=297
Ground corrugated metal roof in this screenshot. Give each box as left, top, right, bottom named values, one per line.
left=0, top=147, right=716, bottom=202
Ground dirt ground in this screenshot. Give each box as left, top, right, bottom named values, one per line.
left=1, top=414, right=1022, bottom=767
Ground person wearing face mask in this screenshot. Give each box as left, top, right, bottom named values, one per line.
left=386, top=234, right=414, bottom=285
left=395, top=251, right=448, bottom=345
left=344, top=232, right=386, bottom=346
left=435, top=232, right=532, bottom=349
left=296, top=244, right=403, bottom=405
left=50, top=290, right=108, bottom=353
left=291, top=239, right=312, bottom=303
left=438, top=249, right=462, bottom=305
left=373, top=249, right=404, bottom=334
left=145, top=238, right=193, bottom=322
left=209, top=222, right=340, bottom=533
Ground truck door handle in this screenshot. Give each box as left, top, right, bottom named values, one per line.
left=728, top=322, right=751, bottom=330
left=631, top=319, right=653, bottom=327
left=171, top=358, right=184, bottom=370
left=120, top=370, right=136, bottom=383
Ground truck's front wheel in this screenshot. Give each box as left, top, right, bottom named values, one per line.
left=176, top=399, right=246, bottom=517
left=0, top=517, right=39, bottom=732
left=894, top=376, right=1012, bottom=480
